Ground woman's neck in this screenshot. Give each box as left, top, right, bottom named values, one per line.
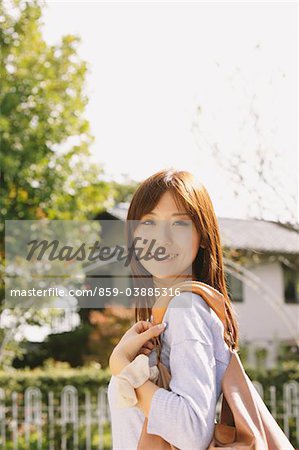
left=152, top=271, right=193, bottom=289
left=153, top=276, right=182, bottom=290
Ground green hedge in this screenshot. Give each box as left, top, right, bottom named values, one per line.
left=0, top=363, right=112, bottom=402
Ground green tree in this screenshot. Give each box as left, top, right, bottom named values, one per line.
left=0, top=0, right=113, bottom=225
left=0, top=0, right=118, bottom=367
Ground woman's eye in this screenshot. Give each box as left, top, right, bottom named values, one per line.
left=140, top=220, right=155, bottom=225
left=173, top=220, right=190, bottom=226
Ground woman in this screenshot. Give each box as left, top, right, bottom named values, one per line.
left=108, top=169, right=239, bottom=449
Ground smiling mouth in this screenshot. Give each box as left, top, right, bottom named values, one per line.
left=149, top=252, right=179, bottom=261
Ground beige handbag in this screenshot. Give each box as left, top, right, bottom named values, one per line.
left=137, top=281, right=295, bottom=450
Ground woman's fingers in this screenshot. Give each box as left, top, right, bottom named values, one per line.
left=140, top=322, right=166, bottom=342
left=139, top=347, right=152, bottom=356
left=119, top=321, right=166, bottom=361
left=137, top=339, right=155, bottom=356
left=135, top=323, right=167, bottom=348
left=134, top=321, right=155, bottom=334
left=142, top=340, right=155, bottom=350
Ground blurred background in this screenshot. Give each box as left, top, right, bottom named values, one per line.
left=0, top=0, right=298, bottom=448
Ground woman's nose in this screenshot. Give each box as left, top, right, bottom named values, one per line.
left=156, top=222, right=173, bottom=247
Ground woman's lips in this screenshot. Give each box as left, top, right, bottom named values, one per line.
left=150, top=252, right=179, bottom=263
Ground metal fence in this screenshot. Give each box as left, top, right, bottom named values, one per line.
left=0, top=381, right=298, bottom=449
left=0, top=386, right=111, bottom=450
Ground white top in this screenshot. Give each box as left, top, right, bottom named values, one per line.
left=107, top=291, right=232, bottom=450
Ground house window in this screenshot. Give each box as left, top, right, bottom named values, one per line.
left=282, top=262, right=299, bottom=304
left=226, top=272, right=244, bottom=303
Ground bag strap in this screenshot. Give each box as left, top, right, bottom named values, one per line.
left=151, top=280, right=235, bottom=349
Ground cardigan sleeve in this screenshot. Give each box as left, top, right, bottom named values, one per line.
left=146, top=293, right=217, bottom=450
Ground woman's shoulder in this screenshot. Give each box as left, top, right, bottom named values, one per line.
left=163, top=291, right=231, bottom=363
left=164, top=290, right=213, bottom=321
left=162, top=291, right=213, bottom=346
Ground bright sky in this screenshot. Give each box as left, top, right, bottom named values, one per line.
left=42, top=1, right=298, bottom=223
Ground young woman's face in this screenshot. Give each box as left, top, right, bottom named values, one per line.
left=133, top=191, right=201, bottom=280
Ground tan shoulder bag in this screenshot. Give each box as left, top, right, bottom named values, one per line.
left=137, top=280, right=295, bottom=450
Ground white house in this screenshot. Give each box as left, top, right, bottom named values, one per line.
left=218, top=216, right=299, bottom=368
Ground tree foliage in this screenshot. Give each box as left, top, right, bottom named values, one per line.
left=0, top=0, right=122, bottom=368
left=0, top=0, right=113, bottom=225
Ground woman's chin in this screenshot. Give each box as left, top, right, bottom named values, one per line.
left=150, top=268, right=185, bottom=280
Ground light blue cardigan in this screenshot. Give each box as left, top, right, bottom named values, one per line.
left=108, top=291, right=232, bottom=450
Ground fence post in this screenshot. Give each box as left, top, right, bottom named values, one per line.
left=97, top=387, right=109, bottom=450
left=61, top=385, right=79, bottom=450
left=283, top=381, right=299, bottom=443
left=269, top=385, right=277, bottom=419
left=85, top=390, right=92, bottom=450
left=12, top=391, right=18, bottom=450
left=24, top=386, right=42, bottom=449
left=48, top=391, right=55, bottom=450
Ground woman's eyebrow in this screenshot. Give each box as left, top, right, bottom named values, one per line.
left=146, top=212, right=191, bottom=216
left=172, top=212, right=191, bottom=217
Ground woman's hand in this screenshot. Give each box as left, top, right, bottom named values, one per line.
left=137, top=338, right=155, bottom=356
left=109, top=321, right=166, bottom=376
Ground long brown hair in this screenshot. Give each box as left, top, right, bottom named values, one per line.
left=126, top=169, right=239, bottom=351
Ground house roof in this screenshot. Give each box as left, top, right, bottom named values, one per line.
left=218, top=217, right=298, bottom=254
left=107, top=203, right=299, bottom=254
